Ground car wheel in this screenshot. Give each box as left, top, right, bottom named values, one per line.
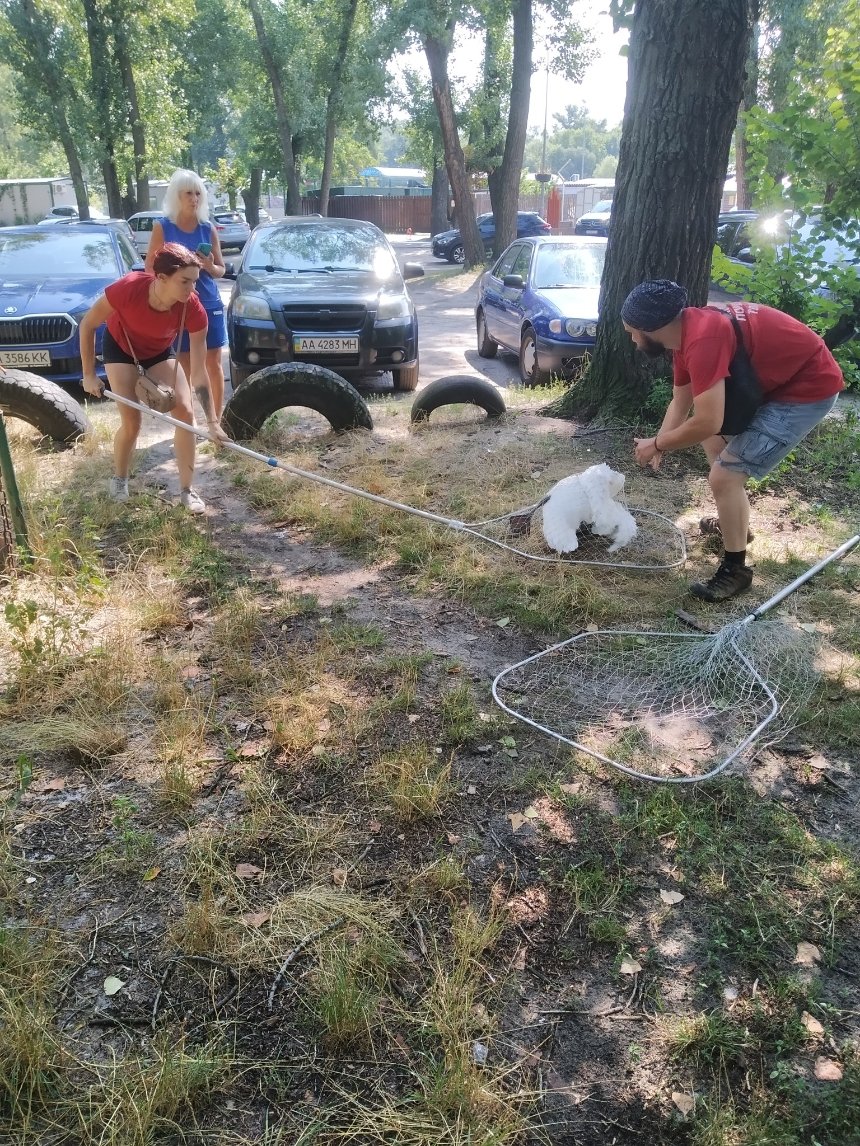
left=450, top=245, right=465, bottom=265
left=0, top=369, right=90, bottom=442
left=518, top=328, right=550, bottom=387
left=221, top=362, right=373, bottom=439
left=230, top=363, right=257, bottom=390
left=476, top=309, right=498, bottom=358
left=410, top=374, right=506, bottom=424
left=392, top=358, right=419, bottom=392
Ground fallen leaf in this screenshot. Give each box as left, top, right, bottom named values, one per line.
left=671, top=1092, right=695, bottom=1116
left=806, top=755, right=829, bottom=771
left=512, top=945, right=527, bottom=970
left=317, top=718, right=331, bottom=733
left=723, top=985, right=739, bottom=1004
left=801, top=1011, right=825, bottom=1037
left=242, top=909, right=272, bottom=929
left=466, top=784, right=477, bottom=795
left=103, top=975, right=125, bottom=997
left=331, top=867, right=348, bottom=888
left=814, top=1057, right=843, bottom=1081
left=508, top=812, right=528, bottom=832
left=32, top=776, right=67, bottom=793
left=407, top=714, right=421, bottom=724
left=799, top=622, right=818, bottom=633
left=660, top=888, right=685, bottom=905
left=586, top=622, right=599, bottom=633
left=311, top=745, right=327, bottom=757
left=367, top=819, right=382, bottom=834
left=794, top=941, right=822, bottom=966
left=496, top=617, right=511, bottom=627
left=142, top=866, right=161, bottom=882
left=499, top=736, right=517, bottom=748
left=237, top=739, right=270, bottom=758
left=559, top=782, right=582, bottom=795
left=619, top=957, right=642, bottom=975
left=446, top=833, right=461, bottom=845
left=235, top=863, right=264, bottom=881
left=522, top=805, right=539, bottom=819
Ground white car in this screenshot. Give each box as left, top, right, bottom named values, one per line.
left=127, top=210, right=163, bottom=256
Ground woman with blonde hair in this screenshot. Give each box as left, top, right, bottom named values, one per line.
left=145, top=169, right=227, bottom=416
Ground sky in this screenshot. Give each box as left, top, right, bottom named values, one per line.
left=526, top=9, right=629, bottom=130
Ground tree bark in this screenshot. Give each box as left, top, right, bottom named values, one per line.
left=734, top=3, right=759, bottom=210
left=422, top=32, right=483, bottom=267
left=549, top=0, right=755, bottom=420
left=242, top=166, right=263, bottom=226
left=319, top=0, right=360, bottom=217
left=430, top=158, right=449, bottom=236
left=81, top=0, right=123, bottom=217
left=247, top=0, right=301, bottom=213
left=110, top=8, right=148, bottom=212
left=487, top=0, right=533, bottom=254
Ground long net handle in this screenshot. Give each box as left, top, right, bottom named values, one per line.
left=102, top=390, right=463, bottom=528
left=746, top=533, right=860, bottom=623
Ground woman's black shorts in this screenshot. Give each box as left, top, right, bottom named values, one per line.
left=102, top=328, right=173, bottom=369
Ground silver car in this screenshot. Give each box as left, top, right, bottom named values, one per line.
left=127, top=210, right=163, bottom=256
left=211, top=208, right=251, bottom=250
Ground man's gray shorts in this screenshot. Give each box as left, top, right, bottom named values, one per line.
left=719, top=395, right=839, bottom=479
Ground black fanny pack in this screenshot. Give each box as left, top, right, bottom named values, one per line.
left=720, top=311, right=764, bottom=436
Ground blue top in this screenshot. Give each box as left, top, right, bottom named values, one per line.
left=159, top=216, right=220, bottom=310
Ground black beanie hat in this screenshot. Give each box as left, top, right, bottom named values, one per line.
left=620, top=280, right=688, bottom=331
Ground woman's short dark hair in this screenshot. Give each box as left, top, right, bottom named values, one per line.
left=152, top=243, right=202, bottom=277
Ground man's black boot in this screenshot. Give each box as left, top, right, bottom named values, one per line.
left=689, top=558, right=754, bottom=602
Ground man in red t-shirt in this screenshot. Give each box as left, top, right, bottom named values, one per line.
left=621, top=279, right=843, bottom=601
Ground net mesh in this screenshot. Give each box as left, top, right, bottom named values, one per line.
left=493, top=617, right=821, bottom=783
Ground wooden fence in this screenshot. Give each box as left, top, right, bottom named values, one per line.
left=300, top=195, right=432, bottom=234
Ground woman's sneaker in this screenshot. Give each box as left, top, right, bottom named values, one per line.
left=699, top=516, right=754, bottom=543
left=108, top=476, right=129, bottom=502
left=180, top=487, right=206, bottom=515
left=689, top=559, right=754, bottom=602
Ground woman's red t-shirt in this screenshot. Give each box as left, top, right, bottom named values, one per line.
left=104, top=273, right=207, bottom=359
left=673, top=302, right=844, bottom=403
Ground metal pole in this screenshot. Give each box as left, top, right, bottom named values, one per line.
left=0, top=411, right=30, bottom=558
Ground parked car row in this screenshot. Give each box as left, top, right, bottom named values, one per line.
left=0, top=216, right=424, bottom=392
left=432, top=211, right=552, bottom=264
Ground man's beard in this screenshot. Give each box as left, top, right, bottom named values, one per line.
left=639, top=334, right=667, bottom=358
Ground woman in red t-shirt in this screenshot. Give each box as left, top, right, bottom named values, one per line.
left=80, top=243, right=228, bottom=514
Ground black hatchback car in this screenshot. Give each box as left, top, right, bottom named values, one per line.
left=227, top=217, right=424, bottom=390
left=431, top=211, right=552, bottom=264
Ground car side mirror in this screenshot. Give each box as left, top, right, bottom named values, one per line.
left=403, top=261, right=425, bottom=279
left=503, top=274, right=525, bottom=289
left=223, top=261, right=237, bottom=279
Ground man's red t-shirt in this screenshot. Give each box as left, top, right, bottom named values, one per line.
left=104, top=273, right=207, bottom=360
left=673, top=302, right=844, bottom=403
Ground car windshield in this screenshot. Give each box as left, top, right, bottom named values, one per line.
left=589, top=200, right=613, bottom=213
left=246, top=224, right=397, bottom=277
left=0, top=230, right=118, bottom=275
left=533, top=243, right=605, bottom=289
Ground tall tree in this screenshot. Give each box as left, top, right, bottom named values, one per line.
left=318, top=0, right=361, bottom=216
left=0, top=0, right=92, bottom=215
left=550, top=0, right=755, bottom=419
left=247, top=0, right=302, bottom=212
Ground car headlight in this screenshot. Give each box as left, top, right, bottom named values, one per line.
left=548, top=318, right=598, bottom=337
left=377, top=293, right=411, bottom=320
left=232, top=294, right=272, bottom=320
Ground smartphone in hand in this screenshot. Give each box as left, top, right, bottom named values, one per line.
left=197, top=242, right=212, bottom=257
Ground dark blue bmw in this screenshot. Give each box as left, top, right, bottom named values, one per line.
left=0, top=224, right=141, bottom=385
left=475, top=235, right=607, bottom=386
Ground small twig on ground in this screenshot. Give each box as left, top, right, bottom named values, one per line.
left=267, top=917, right=346, bottom=1013
left=407, top=905, right=427, bottom=957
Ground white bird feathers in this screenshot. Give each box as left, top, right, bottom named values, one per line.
left=541, top=463, right=638, bottom=554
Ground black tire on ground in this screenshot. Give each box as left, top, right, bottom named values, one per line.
left=519, top=327, right=550, bottom=387
left=450, top=245, right=465, bottom=265
left=0, top=369, right=90, bottom=442
left=476, top=309, right=498, bottom=358
left=392, top=357, right=420, bottom=392
left=221, top=361, right=374, bottom=439
left=410, top=374, right=506, bottom=424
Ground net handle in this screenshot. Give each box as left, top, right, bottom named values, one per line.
left=746, top=533, right=860, bottom=623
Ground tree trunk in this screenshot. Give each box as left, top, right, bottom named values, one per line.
left=247, top=0, right=301, bottom=213
left=430, top=158, right=449, bottom=236
left=422, top=32, right=484, bottom=267
left=487, top=0, right=533, bottom=254
left=110, top=11, right=148, bottom=211
left=734, top=4, right=759, bottom=210
left=242, top=166, right=263, bottom=226
left=81, top=0, right=124, bottom=217
left=319, top=0, right=360, bottom=218
left=549, top=0, right=754, bottom=420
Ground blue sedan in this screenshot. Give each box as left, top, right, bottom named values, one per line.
left=0, top=224, right=142, bottom=386
left=475, top=236, right=607, bottom=386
